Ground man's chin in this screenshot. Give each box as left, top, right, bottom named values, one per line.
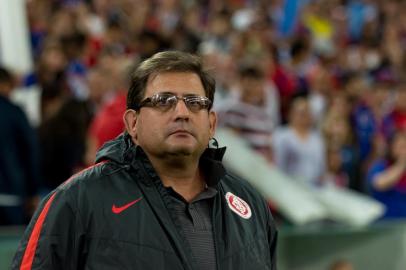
left=166, top=146, right=194, bottom=156
left=163, top=142, right=206, bottom=157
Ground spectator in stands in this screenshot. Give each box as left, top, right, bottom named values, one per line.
left=38, top=71, right=92, bottom=190
left=352, top=81, right=391, bottom=164
left=86, top=67, right=112, bottom=113
left=382, top=81, right=406, bottom=139
left=24, top=40, right=67, bottom=91
left=205, top=9, right=233, bottom=55
left=322, top=93, right=360, bottom=190
left=0, top=67, right=40, bottom=225
left=61, top=31, right=89, bottom=100
left=272, top=96, right=326, bottom=186
left=308, top=66, right=333, bottom=127
left=302, top=0, right=336, bottom=56
left=85, top=55, right=133, bottom=164
left=200, top=42, right=235, bottom=110
left=367, top=131, right=406, bottom=219
left=217, top=65, right=279, bottom=161
left=287, top=37, right=316, bottom=95
left=267, top=44, right=298, bottom=124
left=23, top=40, right=71, bottom=126
left=324, top=145, right=349, bottom=188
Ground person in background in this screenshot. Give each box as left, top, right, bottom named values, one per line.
left=382, top=81, right=406, bottom=139
left=217, top=65, right=280, bottom=162
left=272, top=95, right=326, bottom=186
left=13, top=51, right=277, bottom=270
left=23, top=40, right=68, bottom=99
left=266, top=44, right=298, bottom=124
left=322, top=93, right=360, bottom=190
left=351, top=81, right=391, bottom=165
left=86, top=67, right=112, bottom=112
left=307, top=66, right=332, bottom=128
left=367, top=131, right=406, bottom=219
left=38, top=69, right=92, bottom=190
left=38, top=94, right=92, bottom=191
left=0, top=67, right=40, bottom=225
left=286, top=37, right=316, bottom=95
left=324, top=145, right=349, bottom=188
left=85, top=53, right=133, bottom=165
left=61, top=31, right=89, bottom=100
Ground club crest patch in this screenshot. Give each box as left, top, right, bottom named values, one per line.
left=225, top=192, right=252, bottom=219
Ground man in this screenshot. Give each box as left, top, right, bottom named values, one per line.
left=12, top=51, right=277, bottom=269
left=272, top=95, right=326, bottom=186
left=217, top=65, right=280, bottom=162
left=0, top=67, right=39, bottom=225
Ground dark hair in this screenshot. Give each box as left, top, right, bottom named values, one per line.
left=0, top=66, right=13, bottom=85
left=238, top=65, right=264, bottom=79
left=290, top=37, right=310, bottom=59
left=127, top=51, right=215, bottom=110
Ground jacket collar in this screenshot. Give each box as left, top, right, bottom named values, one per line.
left=133, top=143, right=227, bottom=188
left=96, top=132, right=227, bottom=187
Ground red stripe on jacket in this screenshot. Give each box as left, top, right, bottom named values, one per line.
left=19, top=161, right=107, bottom=269
left=20, top=192, right=57, bottom=270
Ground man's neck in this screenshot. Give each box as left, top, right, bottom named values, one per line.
left=147, top=154, right=205, bottom=202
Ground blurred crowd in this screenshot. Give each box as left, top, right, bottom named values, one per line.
left=0, top=0, right=405, bottom=224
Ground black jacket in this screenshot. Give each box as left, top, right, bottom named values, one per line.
left=0, top=96, right=39, bottom=198
left=0, top=96, right=39, bottom=225
left=12, top=134, right=277, bottom=269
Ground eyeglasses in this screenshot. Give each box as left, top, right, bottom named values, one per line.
left=136, top=93, right=212, bottom=112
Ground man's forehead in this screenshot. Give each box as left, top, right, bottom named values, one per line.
left=145, top=71, right=205, bottom=96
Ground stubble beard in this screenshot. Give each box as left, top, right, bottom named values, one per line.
left=160, top=142, right=207, bottom=168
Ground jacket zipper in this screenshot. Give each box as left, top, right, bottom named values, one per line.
left=137, top=159, right=195, bottom=270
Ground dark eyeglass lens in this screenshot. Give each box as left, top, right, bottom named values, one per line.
left=185, top=97, right=205, bottom=110
left=154, top=94, right=176, bottom=107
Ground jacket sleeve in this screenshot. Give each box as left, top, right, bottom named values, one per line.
left=266, top=206, right=278, bottom=270
left=11, top=188, right=86, bottom=270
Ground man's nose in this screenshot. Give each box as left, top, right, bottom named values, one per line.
left=173, top=99, right=190, bottom=119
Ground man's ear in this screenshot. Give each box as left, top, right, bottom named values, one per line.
left=208, top=110, right=217, bottom=138
left=123, top=109, right=138, bottom=143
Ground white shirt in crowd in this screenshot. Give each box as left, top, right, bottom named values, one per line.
left=272, top=127, right=326, bottom=186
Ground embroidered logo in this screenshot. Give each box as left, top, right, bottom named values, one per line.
left=225, top=192, right=252, bottom=219
left=112, top=197, right=143, bottom=214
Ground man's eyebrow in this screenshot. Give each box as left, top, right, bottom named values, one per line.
left=156, top=91, right=201, bottom=97
left=157, top=91, right=175, bottom=95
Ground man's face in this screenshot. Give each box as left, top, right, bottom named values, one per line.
left=133, top=72, right=216, bottom=159
left=240, top=77, right=265, bottom=105
left=290, top=99, right=313, bottom=128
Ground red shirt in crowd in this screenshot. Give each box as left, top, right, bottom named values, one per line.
left=89, top=92, right=127, bottom=148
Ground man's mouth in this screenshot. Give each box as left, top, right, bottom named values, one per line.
left=168, top=127, right=195, bottom=138
left=170, top=130, right=192, bottom=136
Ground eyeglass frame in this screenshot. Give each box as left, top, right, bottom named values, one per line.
left=133, top=92, right=213, bottom=112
